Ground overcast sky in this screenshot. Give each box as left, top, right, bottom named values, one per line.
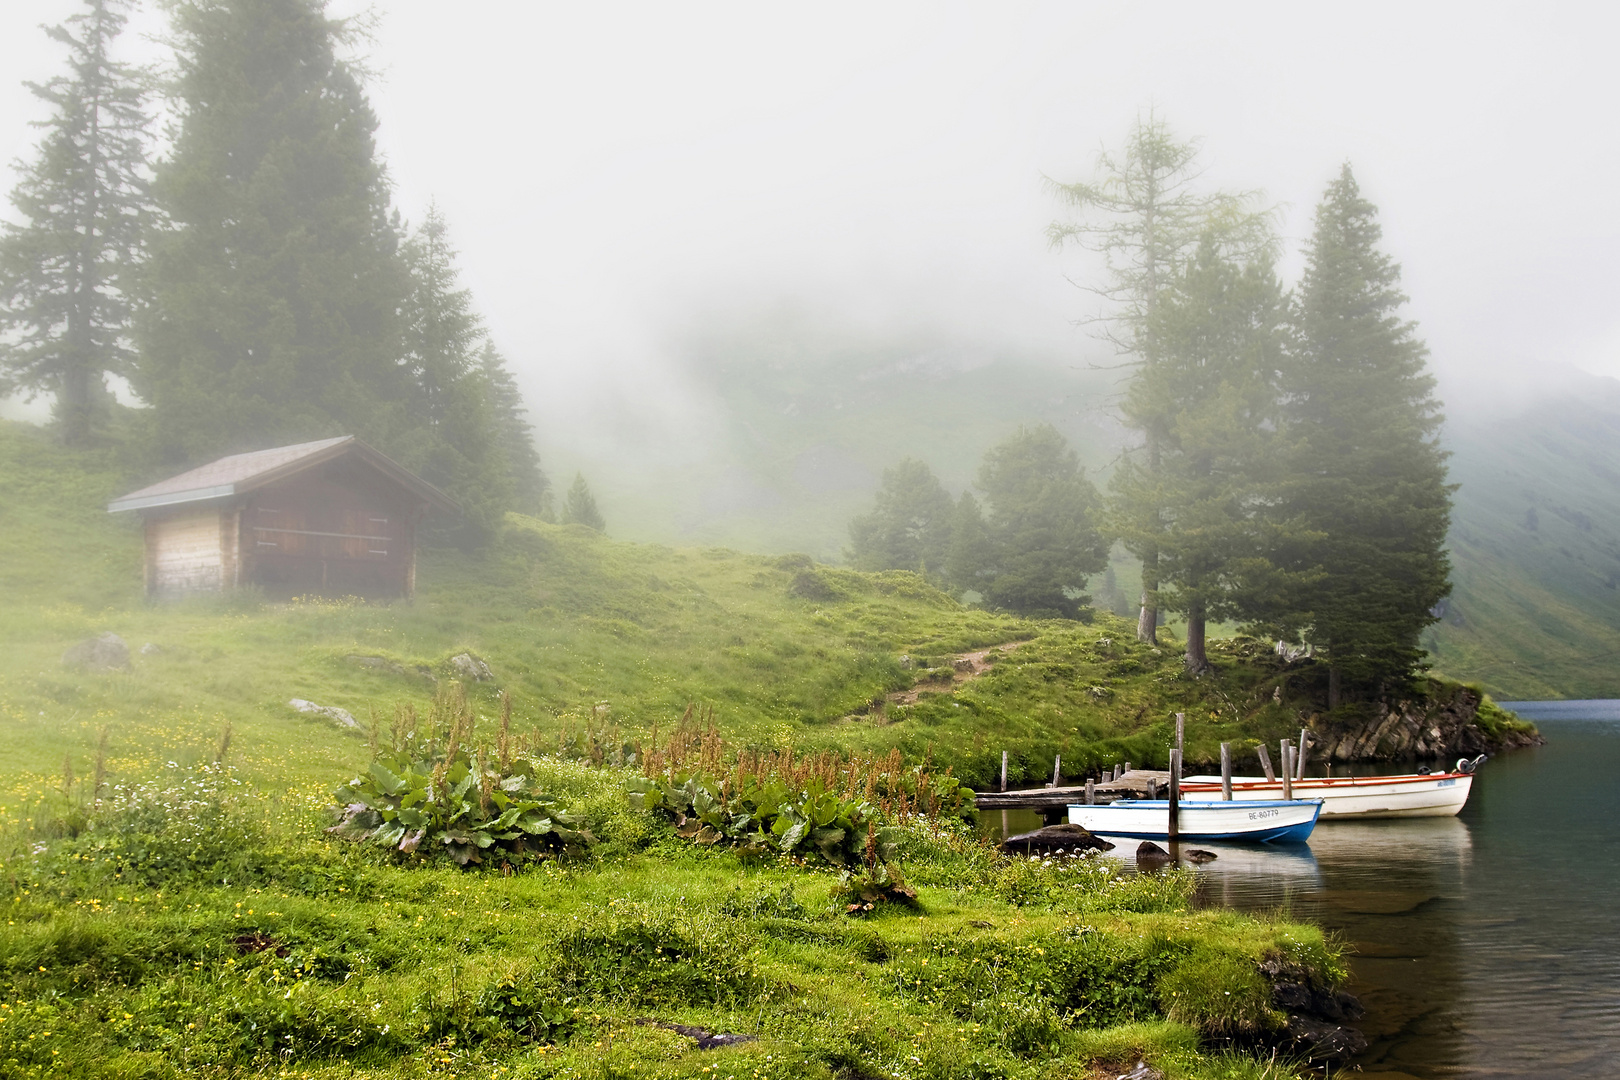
left=2, top=0, right=1617, bottom=434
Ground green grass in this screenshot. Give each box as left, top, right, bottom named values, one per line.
left=1, top=756, right=1339, bottom=1080
left=0, top=420, right=1355, bottom=1079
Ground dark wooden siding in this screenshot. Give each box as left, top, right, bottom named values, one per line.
left=238, top=457, right=420, bottom=598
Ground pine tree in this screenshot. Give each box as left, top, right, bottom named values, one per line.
left=0, top=0, right=151, bottom=445
left=1049, top=113, right=1268, bottom=642
left=134, top=0, right=412, bottom=462
left=563, top=472, right=605, bottom=532
left=1116, top=236, right=1291, bottom=674
left=1276, top=165, right=1453, bottom=705
left=951, top=425, right=1109, bottom=619
left=845, top=458, right=955, bottom=579
left=478, top=339, right=551, bottom=520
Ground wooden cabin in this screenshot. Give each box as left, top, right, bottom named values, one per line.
left=108, top=436, right=457, bottom=600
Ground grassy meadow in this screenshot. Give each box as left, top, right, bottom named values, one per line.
left=0, top=420, right=1360, bottom=1078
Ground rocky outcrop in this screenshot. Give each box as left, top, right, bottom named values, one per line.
left=1316, top=685, right=1542, bottom=763
left=1262, top=957, right=1367, bottom=1061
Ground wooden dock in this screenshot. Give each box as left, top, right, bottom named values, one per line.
left=975, top=770, right=1173, bottom=810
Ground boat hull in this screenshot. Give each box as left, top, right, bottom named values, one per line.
left=1066, top=798, right=1322, bottom=843
left=1179, top=773, right=1474, bottom=819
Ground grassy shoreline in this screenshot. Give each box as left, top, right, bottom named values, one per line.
left=2, top=753, right=1339, bottom=1080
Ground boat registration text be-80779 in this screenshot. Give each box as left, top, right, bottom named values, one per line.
left=1248, top=808, right=1281, bottom=820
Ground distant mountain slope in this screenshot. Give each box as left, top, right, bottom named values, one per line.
left=1431, top=373, right=1620, bottom=698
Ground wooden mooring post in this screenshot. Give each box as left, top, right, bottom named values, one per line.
left=1296, top=727, right=1311, bottom=780
left=1280, top=740, right=1293, bottom=801
left=1258, top=743, right=1276, bottom=782
left=1167, top=748, right=1182, bottom=841
left=1220, top=741, right=1233, bottom=801
left=1052, top=755, right=1062, bottom=786
left=1084, top=777, right=1096, bottom=805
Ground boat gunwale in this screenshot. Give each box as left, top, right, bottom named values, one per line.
left=1180, top=772, right=1472, bottom=791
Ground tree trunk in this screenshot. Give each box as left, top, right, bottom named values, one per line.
left=1184, top=601, right=1209, bottom=675
left=1136, top=570, right=1158, bottom=643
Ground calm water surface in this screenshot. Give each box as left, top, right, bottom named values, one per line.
left=984, top=703, right=1620, bottom=1078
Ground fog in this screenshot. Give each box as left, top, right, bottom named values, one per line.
left=3, top=1, right=1617, bottom=470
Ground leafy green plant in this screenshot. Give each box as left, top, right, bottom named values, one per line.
left=626, top=770, right=891, bottom=867
left=329, top=686, right=592, bottom=865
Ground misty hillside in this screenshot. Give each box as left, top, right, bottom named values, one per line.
left=559, top=322, right=1620, bottom=700
left=1430, top=373, right=1620, bottom=698
left=558, top=316, right=1126, bottom=561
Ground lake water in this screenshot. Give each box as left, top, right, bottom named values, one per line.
left=983, top=702, right=1620, bottom=1078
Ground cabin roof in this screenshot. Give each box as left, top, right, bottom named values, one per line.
left=108, top=436, right=458, bottom=515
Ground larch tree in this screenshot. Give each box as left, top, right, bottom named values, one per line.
left=0, top=0, right=151, bottom=445
left=1048, top=113, right=1267, bottom=642
left=135, top=0, right=413, bottom=463
left=951, top=425, right=1109, bottom=619
left=1117, top=236, right=1291, bottom=674
left=1276, top=165, right=1453, bottom=706
left=845, top=457, right=955, bottom=580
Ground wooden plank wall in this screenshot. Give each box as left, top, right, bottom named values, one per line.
left=148, top=509, right=225, bottom=594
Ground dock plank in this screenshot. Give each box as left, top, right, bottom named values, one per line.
left=976, top=770, right=1172, bottom=809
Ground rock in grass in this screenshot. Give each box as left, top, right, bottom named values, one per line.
left=1116, top=1061, right=1164, bottom=1080
left=289, top=698, right=360, bottom=730
left=1001, top=823, right=1114, bottom=853
left=62, top=632, right=130, bottom=672
left=635, top=1020, right=758, bottom=1050
left=448, top=652, right=494, bottom=682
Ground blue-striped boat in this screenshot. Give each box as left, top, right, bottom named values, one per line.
left=1067, top=798, right=1323, bottom=843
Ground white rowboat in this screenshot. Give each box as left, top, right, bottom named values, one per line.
left=1067, top=798, right=1323, bottom=843
left=1178, top=772, right=1474, bottom=819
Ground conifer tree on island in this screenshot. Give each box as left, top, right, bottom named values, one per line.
left=134, top=0, right=413, bottom=462
left=1117, top=235, right=1292, bottom=675
left=1048, top=113, right=1268, bottom=643
left=845, top=458, right=955, bottom=580
left=0, top=0, right=151, bottom=445
left=1276, top=165, right=1453, bottom=706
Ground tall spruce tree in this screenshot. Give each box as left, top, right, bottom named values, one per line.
left=845, top=458, right=955, bottom=579
left=1277, top=165, right=1452, bottom=706
left=0, top=0, right=151, bottom=445
left=478, top=339, right=552, bottom=520
left=1116, top=236, right=1290, bottom=674
left=949, top=425, right=1109, bottom=619
left=135, top=0, right=413, bottom=462
left=397, top=204, right=506, bottom=546
left=1049, top=114, right=1268, bottom=642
